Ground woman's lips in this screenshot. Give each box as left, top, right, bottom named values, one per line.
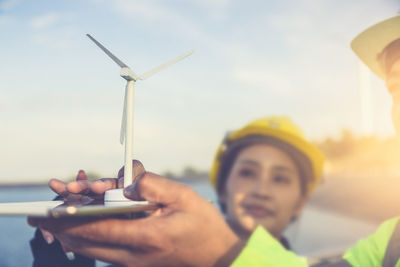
left=242, top=204, right=275, bottom=218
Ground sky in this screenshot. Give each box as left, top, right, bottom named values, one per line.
left=0, top=0, right=399, bottom=183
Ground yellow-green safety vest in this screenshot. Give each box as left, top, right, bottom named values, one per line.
left=232, top=217, right=400, bottom=267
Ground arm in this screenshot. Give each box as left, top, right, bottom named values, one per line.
left=28, top=161, right=241, bottom=267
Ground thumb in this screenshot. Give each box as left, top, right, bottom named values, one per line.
left=123, top=172, right=190, bottom=205
left=117, top=160, right=146, bottom=188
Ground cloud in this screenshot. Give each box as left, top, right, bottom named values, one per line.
left=30, top=12, right=60, bottom=29
left=190, top=0, right=230, bottom=20
left=0, top=0, right=19, bottom=11
left=0, top=14, right=13, bottom=25
left=191, top=0, right=230, bottom=9
left=28, top=13, right=80, bottom=49
left=0, top=0, right=18, bottom=25
left=111, top=0, right=176, bottom=22
left=111, top=0, right=231, bottom=22
left=31, top=28, right=79, bottom=48
left=108, top=0, right=222, bottom=44
left=232, top=66, right=292, bottom=94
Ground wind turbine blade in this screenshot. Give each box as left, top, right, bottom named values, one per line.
left=138, top=49, right=194, bottom=80
left=87, top=34, right=129, bottom=68
left=120, top=84, right=128, bottom=144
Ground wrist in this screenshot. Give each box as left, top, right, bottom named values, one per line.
left=213, top=238, right=246, bottom=267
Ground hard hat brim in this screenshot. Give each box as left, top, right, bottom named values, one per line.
left=351, top=15, right=400, bottom=79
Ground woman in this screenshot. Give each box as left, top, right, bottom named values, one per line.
left=209, top=116, right=324, bottom=247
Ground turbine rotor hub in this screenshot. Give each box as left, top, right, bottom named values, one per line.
left=120, top=67, right=137, bottom=81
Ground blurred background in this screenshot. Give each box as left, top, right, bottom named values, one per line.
left=1, top=0, right=400, bottom=266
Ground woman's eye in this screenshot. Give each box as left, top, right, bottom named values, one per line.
left=238, top=168, right=256, bottom=178
left=273, top=175, right=290, bottom=184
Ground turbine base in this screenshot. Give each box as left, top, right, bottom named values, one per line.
left=104, top=188, right=143, bottom=206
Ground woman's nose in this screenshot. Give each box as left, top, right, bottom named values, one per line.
left=251, top=176, right=274, bottom=199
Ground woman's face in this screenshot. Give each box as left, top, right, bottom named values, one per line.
left=219, top=144, right=307, bottom=239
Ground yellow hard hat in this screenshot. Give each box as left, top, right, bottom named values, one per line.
left=351, top=15, right=400, bottom=79
left=209, top=116, right=325, bottom=194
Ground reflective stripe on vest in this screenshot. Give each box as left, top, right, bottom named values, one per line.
left=383, top=220, right=400, bottom=267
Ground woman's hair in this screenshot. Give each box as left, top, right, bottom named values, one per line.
left=217, top=135, right=313, bottom=212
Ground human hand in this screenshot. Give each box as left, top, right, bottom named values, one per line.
left=29, top=161, right=243, bottom=267
left=39, top=161, right=143, bottom=246
left=48, top=161, right=143, bottom=202
left=40, top=169, right=91, bottom=245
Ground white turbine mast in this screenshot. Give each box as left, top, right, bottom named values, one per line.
left=87, top=34, right=194, bottom=201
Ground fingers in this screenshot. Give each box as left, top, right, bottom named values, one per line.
left=118, top=159, right=146, bottom=183
left=48, top=179, right=68, bottom=197
left=28, top=216, right=97, bottom=234
left=118, top=166, right=124, bottom=179
left=60, top=241, right=71, bottom=252
left=50, top=161, right=145, bottom=198
left=91, top=178, right=119, bottom=194
left=27, top=216, right=41, bottom=228
left=49, top=169, right=87, bottom=197
left=48, top=169, right=87, bottom=197
left=132, top=160, right=146, bottom=182
left=124, top=172, right=191, bottom=205
left=76, top=170, right=87, bottom=181
left=31, top=216, right=151, bottom=249
left=67, top=180, right=93, bottom=194
left=40, top=228, right=55, bottom=244
left=30, top=217, right=154, bottom=266
left=65, top=243, right=133, bottom=266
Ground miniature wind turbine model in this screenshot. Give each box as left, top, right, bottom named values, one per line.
left=86, top=34, right=194, bottom=204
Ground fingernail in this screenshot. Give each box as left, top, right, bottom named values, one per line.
left=45, top=235, right=54, bottom=244
left=123, top=187, right=132, bottom=198
left=66, top=252, right=75, bottom=261
left=123, top=183, right=136, bottom=198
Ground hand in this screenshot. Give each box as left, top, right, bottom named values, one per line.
left=29, top=161, right=243, bottom=267
left=38, top=161, right=143, bottom=246
left=48, top=160, right=143, bottom=201
left=40, top=169, right=90, bottom=245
